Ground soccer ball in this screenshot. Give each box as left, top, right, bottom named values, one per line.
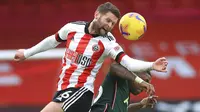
left=119, top=12, right=147, bottom=40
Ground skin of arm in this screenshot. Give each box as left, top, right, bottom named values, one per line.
left=109, top=62, right=155, bottom=95
left=128, top=96, right=158, bottom=112
left=128, top=102, right=143, bottom=112
left=109, top=62, right=137, bottom=82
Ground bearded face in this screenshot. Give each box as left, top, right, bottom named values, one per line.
left=93, top=11, right=118, bottom=36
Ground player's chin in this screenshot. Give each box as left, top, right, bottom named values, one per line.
left=99, top=29, right=107, bottom=36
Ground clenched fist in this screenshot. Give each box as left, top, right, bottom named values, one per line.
left=14, top=49, right=26, bottom=62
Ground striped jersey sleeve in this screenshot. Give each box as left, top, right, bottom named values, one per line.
left=105, top=33, right=125, bottom=63
left=56, top=23, right=73, bottom=42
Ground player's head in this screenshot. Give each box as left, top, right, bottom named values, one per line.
left=93, top=2, right=121, bottom=36
left=129, top=71, right=152, bottom=95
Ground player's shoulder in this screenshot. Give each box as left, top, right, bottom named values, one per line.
left=100, top=32, right=119, bottom=50
left=69, top=21, right=87, bottom=26
left=102, top=32, right=116, bottom=42
left=61, top=21, right=86, bottom=32
left=63, top=21, right=86, bottom=27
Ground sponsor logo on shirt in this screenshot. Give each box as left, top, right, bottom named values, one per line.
left=65, top=49, right=91, bottom=67
left=114, top=46, right=120, bottom=51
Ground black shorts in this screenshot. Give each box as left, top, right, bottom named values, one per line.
left=53, top=87, right=93, bottom=112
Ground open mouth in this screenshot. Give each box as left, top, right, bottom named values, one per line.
left=102, top=28, right=107, bottom=32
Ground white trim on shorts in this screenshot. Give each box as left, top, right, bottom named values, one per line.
left=62, top=87, right=89, bottom=111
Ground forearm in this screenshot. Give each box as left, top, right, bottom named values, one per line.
left=24, top=35, right=60, bottom=58
left=128, top=102, right=143, bottom=112
left=120, top=55, right=153, bottom=72
left=110, top=62, right=137, bottom=82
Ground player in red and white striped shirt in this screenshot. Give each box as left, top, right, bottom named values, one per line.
left=14, top=2, right=168, bottom=112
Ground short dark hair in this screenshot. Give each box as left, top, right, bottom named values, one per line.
left=96, top=2, right=121, bottom=19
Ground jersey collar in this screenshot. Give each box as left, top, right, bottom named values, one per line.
left=84, top=21, right=100, bottom=37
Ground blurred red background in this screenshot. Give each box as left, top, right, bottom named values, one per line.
left=0, top=0, right=200, bottom=111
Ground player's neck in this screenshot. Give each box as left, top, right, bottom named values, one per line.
left=88, top=21, right=98, bottom=35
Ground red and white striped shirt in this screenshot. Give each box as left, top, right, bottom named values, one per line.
left=56, top=21, right=124, bottom=92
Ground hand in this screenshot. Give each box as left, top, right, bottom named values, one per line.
left=152, top=57, right=168, bottom=72
left=139, top=81, right=155, bottom=95
left=140, top=95, right=158, bottom=108
left=14, top=49, right=26, bottom=62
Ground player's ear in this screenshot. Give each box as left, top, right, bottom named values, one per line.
left=94, top=11, right=100, bottom=19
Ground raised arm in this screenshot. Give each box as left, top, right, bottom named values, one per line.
left=106, top=32, right=167, bottom=72
left=25, top=35, right=61, bottom=57
left=110, top=62, right=139, bottom=82
left=107, top=42, right=168, bottom=72
left=110, top=62, right=155, bottom=95
left=128, top=95, right=158, bottom=112
left=14, top=23, right=72, bottom=62
left=119, top=54, right=167, bottom=72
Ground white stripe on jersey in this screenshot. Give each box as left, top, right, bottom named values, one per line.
left=84, top=62, right=103, bottom=92
left=66, top=33, right=85, bottom=88
left=58, top=33, right=84, bottom=90
left=57, top=66, right=70, bottom=91
left=80, top=38, right=105, bottom=92
left=67, top=35, right=92, bottom=88
left=67, top=65, right=85, bottom=88
left=56, top=22, right=123, bottom=92
left=68, top=33, right=85, bottom=51
left=67, top=35, right=103, bottom=92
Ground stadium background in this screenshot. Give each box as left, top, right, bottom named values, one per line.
left=0, top=0, right=200, bottom=112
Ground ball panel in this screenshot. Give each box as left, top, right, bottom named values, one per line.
left=119, top=12, right=147, bottom=40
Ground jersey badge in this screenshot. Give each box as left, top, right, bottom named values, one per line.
left=92, top=44, right=100, bottom=52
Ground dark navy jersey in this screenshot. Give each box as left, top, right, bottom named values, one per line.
left=91, top=72, right=130, bottom=112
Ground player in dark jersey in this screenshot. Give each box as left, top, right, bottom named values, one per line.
left=90, top=62, right=157, bottom=112
left=14, top=2, right=167, bottom=112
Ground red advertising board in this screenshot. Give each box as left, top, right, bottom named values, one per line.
left=0, top=1, right=200, bottom=105
left=0, top=60, right=61, bottom=105
left=1, top=40, right=200, bottom=105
